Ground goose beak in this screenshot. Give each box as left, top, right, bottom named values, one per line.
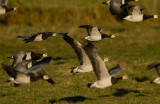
left=135, top=0, right=139, bottom=1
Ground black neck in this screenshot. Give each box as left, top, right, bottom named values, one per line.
left=102, top=34, right=111, bottom=39
left=111, top=77, right=123, bottom=85
left=143, top=15, right=154, bottom=20
left=6, top=8, right=15, bottom=13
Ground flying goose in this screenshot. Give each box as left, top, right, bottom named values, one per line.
left=147, top=61, right=160, bottom=84
left=83, top=43, right=127, bottom=89
left=61, top=33, right=93, bottom=75
left=79, top=25, right=115, bottom=41
left=1, top=57, right=54, bottom=86
left=0, top=0, right=17, bottom=15
left=102, top=0, right=139, bottom=15
left=123, top=4, right=158, bottom=22
left=17, top=32, right=66, bottom=43
left=8, top=51, right=48, bottom=67
left=61, top=33, right=119, bottom=76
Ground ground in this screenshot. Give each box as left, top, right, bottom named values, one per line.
left=0, top=0, right=160, bottom=104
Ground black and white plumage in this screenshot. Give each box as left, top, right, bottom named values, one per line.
left=83, top=43, right=127, bottom=89
left=108, top=64, right=121, bottom=77
left=79, top=25, right=115, bottom=41
left=61, top=34, right=93, bottom=74
left=8, top=51, right=48, bottom=67
left=1, top=57, right=54, bottom=86
left=17, top=32, right=67, bottom=43
left=0, top=0, right=17, bottom=15
left=147, top=61, right=160, bottom=84
left=123, top=4, right=158, bottom=22
left=102, top=0, right=139, bottom=15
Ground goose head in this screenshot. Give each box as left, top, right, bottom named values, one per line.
left=42, top=53, right=48, bottom=57
left=70, top=67, right=79, bottom=75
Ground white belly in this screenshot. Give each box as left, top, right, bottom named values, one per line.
left=0, top=7, right=5, bottom=15
left=34, top=34, right=43, bottom=41
left=15, top=74, right=31, bottom=84
left=130, top=15, right=143, bottom=22
left=153, top=77, right=160, bottom=84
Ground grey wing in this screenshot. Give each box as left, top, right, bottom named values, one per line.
left=14, top=61, right=31, bottom=72
left=37, top=68, right=49, bottom=77
left=128, top=5, right=141, bottom=15
left=17, top=34, right=33, bottom=39
left=12, top=51, right=26, bottom=67
left=63, top=35, right=91, bottom=65
left=1, top=63, right=16, bottom=78
left=0, top=0, right=8, bottom=6
left=110, top=0, right=122, bottom=15
left=108, top=64, right=121, bottom=76
left=79, top=25, right=95, bottom=36
left=89, top=26, right=101, bottom=36
left=98, top=26, right=104, bottom=33
left=83, top=43, right=110, bottom=80
left=25, top=57, right=51, bottom=74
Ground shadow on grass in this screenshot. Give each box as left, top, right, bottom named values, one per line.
left=49, top=96, right=95, bottom=104
left=113, top=88, right=140, bottom=97
left=134, top=76, right=149, bottom=82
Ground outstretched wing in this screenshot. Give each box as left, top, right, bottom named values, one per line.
left=63, top=35, right=91, bottom=65
left=128, top=4, right=141, bottom=15
left=108, top=64, right=121, bottom=76
left=83, top=43, right=110, bottom=80
left=25, top=57, right=51, bottom=74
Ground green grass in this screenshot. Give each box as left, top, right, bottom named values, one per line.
left=0, top=0, right=160, bottom=104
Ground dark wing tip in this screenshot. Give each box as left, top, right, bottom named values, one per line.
left=102, top=2, right=107, bottom=4
left=85, top=42, right=98, bottom=53
left=47, top=78, right=55, bottom=85
left=87, top=83, right=92, bottom=88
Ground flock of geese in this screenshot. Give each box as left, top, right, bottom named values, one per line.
left=1, top=0, right=160, bottom=90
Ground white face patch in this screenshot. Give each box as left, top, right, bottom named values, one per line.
left=43, top=75, right=49, bottom=80
left=43, top=53, right=48, bottom=57
left=52, top=33, right=57, bottom=36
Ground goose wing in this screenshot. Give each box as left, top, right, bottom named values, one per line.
left=1, top=63, right=16, bottom=78
left=128, top=4, right=141, bottom=15
left=14, top=60, right=33, bottom=72
left=83, top=43, right=110, bottom=80
left=110, top=0, right=122, bottom=15
left=97, top=26, right=104, bottom=33
left=0, top=0, right=8, bottom=6
left=79, top=25, right=100, bottom=36
left=11, top=51, right=26, bottom=67
left=63, top=35, right=90, bottom=65
left=108, top=64, right=121, bottom=76
left=24, top=57, right=51, bottom=74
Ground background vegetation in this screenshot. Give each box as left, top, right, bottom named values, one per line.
left=0, top=0, right=160, bottom=104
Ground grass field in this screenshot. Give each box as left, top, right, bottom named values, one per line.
left=0, top=0, right=160, bottom=104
